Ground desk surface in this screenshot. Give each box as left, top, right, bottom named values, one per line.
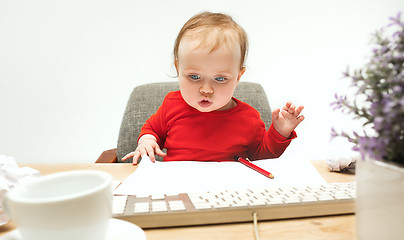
left=1, top=160, right=356, bottom=240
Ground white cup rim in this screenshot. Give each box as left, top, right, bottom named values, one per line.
left=6, top=170, right=112, bottom=204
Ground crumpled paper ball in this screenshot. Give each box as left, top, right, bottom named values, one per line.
left=327, top=154, right=358, bottom=172
left=0, top=155, right=40, bottom=226
left=326, top=140, right=359, bottom=172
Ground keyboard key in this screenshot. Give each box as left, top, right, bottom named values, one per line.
left=250, top=199, right=267, bottom=206
left=194, top=203, right=213, bottom=210
left=152, top=200, right=167, bottom=212
left=301, top=197, right=318, bottom=202
left=267, top=199, right=284, bottom=205
left=318, top=195, right=335, bottom=201
left=168, top=200, right=186, bottom=211
left=284, top=198, right=301, bottom=204
left=134, top=202, right=150, bottom=213
left=231, top=201, right=249, bottom=207
left=113, top=196, right=128, bottom=214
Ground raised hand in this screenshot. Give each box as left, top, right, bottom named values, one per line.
left=272, top=101, right=304, bottom=138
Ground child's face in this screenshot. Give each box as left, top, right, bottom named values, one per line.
left=175, top=36, right=245, bottom=112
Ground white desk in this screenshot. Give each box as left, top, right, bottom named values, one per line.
left=0, top=161, right=356, bottom=240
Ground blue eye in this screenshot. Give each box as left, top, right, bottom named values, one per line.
left=189, top=75, right=201, bottom=80
left=215, top=77, right=226, bottom=82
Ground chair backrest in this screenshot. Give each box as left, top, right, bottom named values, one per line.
left=117, top=81, right=272, bottom=162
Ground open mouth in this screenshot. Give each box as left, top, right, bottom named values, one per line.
left=198, top=99, right=213, bottom=108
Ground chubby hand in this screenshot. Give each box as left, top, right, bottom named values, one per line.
left=121, top=134, right=167, bottom=165
left=272, top=101, right=304, bottom=138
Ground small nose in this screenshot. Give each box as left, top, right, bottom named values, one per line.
left=200, top=82, right=213, bottom=95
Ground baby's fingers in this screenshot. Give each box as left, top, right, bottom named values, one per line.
left=272, top=108, right=281, bottom=121
left=122, top=151, right=136, bottom=161
left=156, top=146, right=167, bottom=157
left=295, top=105, right=304, bottom=115
left=122, top=150, right=141, bottom=165
left=145, top=146, right=156, bottom=163
left=288, top=104, right=296, bottom=114
left=132, top=151, right=141, bottom=165
left=282, top=101, right=292, bottom=111
left=121, top=153, right=132, bottom=161
left=282, top=101, right=298, bottom=114
left=297, top=115, right=305, bottom=123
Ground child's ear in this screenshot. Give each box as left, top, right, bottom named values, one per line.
left=237, top=67, right=246, bottom=82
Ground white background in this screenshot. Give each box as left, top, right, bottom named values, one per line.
left=1, top=0, right=403, bottom=163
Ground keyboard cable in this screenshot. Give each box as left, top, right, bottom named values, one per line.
left=253, top=212, right=260, bottom=240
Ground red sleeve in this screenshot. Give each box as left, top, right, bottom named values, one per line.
left=138, top=96, right=168, bottom=148
left=249, top=123, right=297, bottom=160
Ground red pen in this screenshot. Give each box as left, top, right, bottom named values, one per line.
left=235, top=157, right=274, bottom=179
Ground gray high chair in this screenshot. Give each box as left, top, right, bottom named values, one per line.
left=96, top=82, right=272, bottom=163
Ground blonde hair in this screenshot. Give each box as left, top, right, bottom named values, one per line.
left=174, top=12, right=248, bottom=70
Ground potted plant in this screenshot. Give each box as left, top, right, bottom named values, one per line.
left=331, top=12, right=404, bottom=240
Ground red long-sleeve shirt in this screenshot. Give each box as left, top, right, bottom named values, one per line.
left=139, top=91, right=296, bottom=161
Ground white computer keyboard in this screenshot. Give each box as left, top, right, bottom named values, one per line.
left=112, top=182, right=356, bottom=228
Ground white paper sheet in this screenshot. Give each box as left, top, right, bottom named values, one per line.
left=114, top=156, right=327, bottom=196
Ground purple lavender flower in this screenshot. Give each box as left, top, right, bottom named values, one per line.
left=331, top=12, right=404, bottom=165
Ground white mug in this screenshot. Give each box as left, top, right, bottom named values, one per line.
left=3, top=170, right=113, bottom=240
